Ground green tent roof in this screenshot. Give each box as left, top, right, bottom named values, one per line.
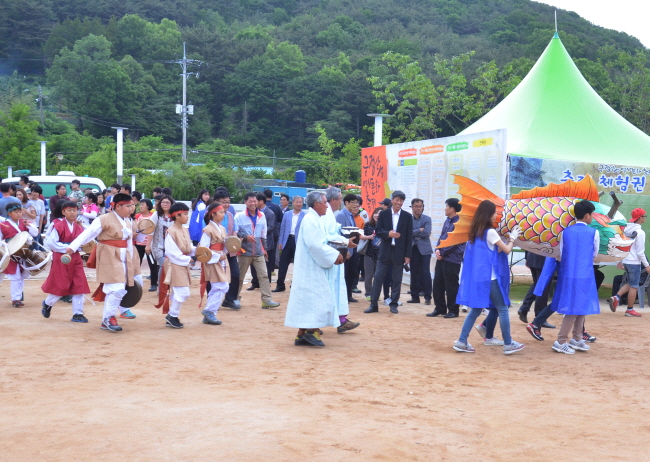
left=461, top=34, right=650, bottom=166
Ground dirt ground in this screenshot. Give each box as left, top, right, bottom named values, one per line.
left=1, top=263, right=648, bottom=461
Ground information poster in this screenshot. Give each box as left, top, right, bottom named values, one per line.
left=361, top=129, right=508, bottom=245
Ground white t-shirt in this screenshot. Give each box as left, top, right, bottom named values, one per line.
left=486, top=228, right=502, bottom=280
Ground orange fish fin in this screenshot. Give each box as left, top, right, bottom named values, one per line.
left=511, top=175, right=599, bottom=201
left=592, top=212, right=610, bottom=227
left=437, top=175, right=505, bottom=248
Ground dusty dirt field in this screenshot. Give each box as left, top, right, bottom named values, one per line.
left=1, top=263, right=648, bottom=461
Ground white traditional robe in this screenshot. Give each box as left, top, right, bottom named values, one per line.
left=321, top=203, right=349, bottom=316
left=285, top=209, right=346, bottom=328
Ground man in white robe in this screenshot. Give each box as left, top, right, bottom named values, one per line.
left=285, top=192, right=359, bottom=347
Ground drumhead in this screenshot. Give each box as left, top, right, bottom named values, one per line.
left=195, top=246, right=212, bottom=263
left=0, top=252, right=9, bottom=272
left=225, top=236, right=241, bottom=253
left=80, top=240, right=96, bottom=254
left=120, top=280, right=143, bottom=308
left=6, top=231, right=30, bottom=255
left=137, top=218, right=156, bottom=235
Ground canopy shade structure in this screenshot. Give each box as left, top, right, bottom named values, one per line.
left=461, top=33, right=650, bottom=167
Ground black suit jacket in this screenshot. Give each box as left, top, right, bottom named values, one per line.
left=376, top=207, right=413, bottom=264
left=266, top=201, right=283, bottom=239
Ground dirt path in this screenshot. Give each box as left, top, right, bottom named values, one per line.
left=0, top=267, right=648, bottom=461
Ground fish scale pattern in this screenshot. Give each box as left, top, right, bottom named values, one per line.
left=497, top=197, right=579, bottom=248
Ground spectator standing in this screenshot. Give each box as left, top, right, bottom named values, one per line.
left=274, top=196, right=305, bottom=292
left=69, top=179, right=84, bottom=208
left=235, top=192, right=280, bottom=308
left=28, top=185, right=46, bottom=244
left=363, top=207, right=390, bottom=301
left=213, top=190, right=241, bottom=310
left=105, top=183, right=120, bottom=212
left=430, top=198, right=465, bottom=318
left=279, top=194, right=291, bottom=213
left=336, top=194, right=372, bottom=302
left=407, top=198, right=433, bottom=305
left=364, top=191, right=413, bottom=314
left=248, top=193, right=277, bottom=290
left=48, top=184, right=69, bottom=222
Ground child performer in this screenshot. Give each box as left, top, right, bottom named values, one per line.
left=155, top=202, right=195, bottom=329
left=452, top=200, right=525, bottom=355
left=198, top=203, right=230, bottom=325
left=549, top=200, right=600, bottom=354
left=66, top=193, right=142, bottom=333
left=41, top=200, right=90, bottom=322
left=0, top=203, right=40, bottom=306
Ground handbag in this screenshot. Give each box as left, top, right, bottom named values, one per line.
left=357, top=239, right=369, bottom=255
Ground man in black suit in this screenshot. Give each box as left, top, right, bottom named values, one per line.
left=365, top=191, right=413, bottom=314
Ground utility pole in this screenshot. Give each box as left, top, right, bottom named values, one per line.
left=37, top=85, right=45, bottom=136
left=168, top=43, right=203, bottom=163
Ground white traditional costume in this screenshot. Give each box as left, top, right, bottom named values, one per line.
left=285, top=208, right=345, bottom=328
left=322, top=203, right=349, bottom=317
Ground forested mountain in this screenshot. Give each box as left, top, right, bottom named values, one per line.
left=0, top=0, right=649, bottom=189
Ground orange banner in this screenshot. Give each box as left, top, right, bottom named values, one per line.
left=361, top=146, right=388, bottom=212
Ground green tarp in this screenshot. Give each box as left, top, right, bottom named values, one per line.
left=461, top=34, right=650, bottom=167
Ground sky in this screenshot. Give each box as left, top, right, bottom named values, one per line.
left=538, top=0, right=649, bottom=48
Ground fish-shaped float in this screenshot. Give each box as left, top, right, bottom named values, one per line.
left=438, top=174, right=634, bottom=263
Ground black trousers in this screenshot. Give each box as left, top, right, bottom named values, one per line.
left=432, top=259, right=461, bottom=314
left=519, top=266, right=549, bottom=316
left=371, top=260, right=404, bottom=307
left=276, top=235, right=296, bottom=288
left=251, top=247, right=276, bottom=287
left=136, top=244, right=159, bottom=286
left=225, top=254, right=240, bottom=302
left=344, top=252, right=360, bottom=299
left=410, top=247, right=432, bottom=301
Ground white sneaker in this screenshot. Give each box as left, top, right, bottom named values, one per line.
left=383, top=298, right=391, bottom=306
left=569, top=339, right=590, bottom=351
left=484, top=337, right=504, bottom=346
left=461, top=306, right=468, bottom=312
left=475, top=324, right=487, bottom=338
left=503, top=340, right=525, bottom=355
left=453, top=340, right=475, bottom=353
left=396, top=301, right=403, bottom=306
left=482, top=309, right=490, bottom=316
left=552, top=341, right=575, bottom=355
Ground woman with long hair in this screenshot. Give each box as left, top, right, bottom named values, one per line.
left=16, top=188, right=36, bottom=221
left=453, top=199, right=524, bottom=355
left=151, top=195, right=175, bottom=285
left=96, top=192, right=106, bottom=214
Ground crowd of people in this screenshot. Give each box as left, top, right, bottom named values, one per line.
left=0, top=175, right=646, bottom=354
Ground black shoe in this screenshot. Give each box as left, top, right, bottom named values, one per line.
left=443, top=312, right=459, bottom=318
left=517, top=310, right=528, bottom=323
left=406, top=298, right=421, bottom=304
left=294, top=335, right=314, bottom=346
left=272, top=286, right=286, bottom=293
left=222, top=299, right=241, bottom=310
left=71, top=314, right=88, bottom=323
left=348, top=297, right=358, bottom=303
left=148, top=284, right=158, bottom=292
left=583, top=331, right=597, bottom=343
left=389, top=305, right=398, bottom=314
left=541, top=321, right=556, bottom=329
left=424, top=299, right=431, bottom=305
left=426, top=310, right=444, bottom=317
left=364, top=305, right=379, bottom=313
left=165, top=315, right=184, bottom=329
left=246, top=285, right=259, bottom=291
left=41, top=301, right=52, bottom=318
left=526, top=323, right=544, bottom=341
left=358, top=277, right=365, bottom=282
left=302, top=330, right=325, bottom=346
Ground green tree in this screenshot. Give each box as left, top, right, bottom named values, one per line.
left=47, top=34, right=157, bottom=136
left=0, top=103, right=40, bottom=172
